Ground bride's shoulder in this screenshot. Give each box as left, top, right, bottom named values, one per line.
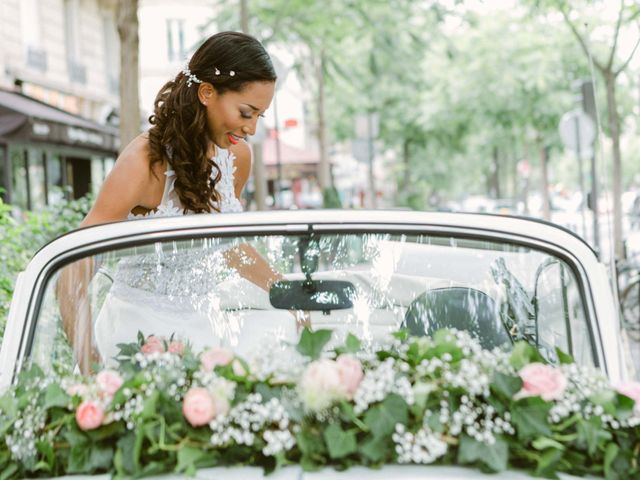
left=114, top=134, right=163, bottom=183
left=229, top=140, right=251, bottom=167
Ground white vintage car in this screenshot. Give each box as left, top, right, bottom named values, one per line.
left=0, top=210, right=636, bottom=479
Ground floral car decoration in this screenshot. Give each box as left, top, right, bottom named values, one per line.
left=0, top=328, right=639, bottom=479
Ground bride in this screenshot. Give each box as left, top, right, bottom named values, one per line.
left=56, top=32, right=304, bottom=371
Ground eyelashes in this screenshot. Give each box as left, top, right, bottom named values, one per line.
left=241, top=112, right=266, bottom=119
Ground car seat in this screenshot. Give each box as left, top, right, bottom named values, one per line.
left=404, top=287, right=511, bottom=350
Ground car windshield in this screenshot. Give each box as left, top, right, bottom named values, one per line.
left=27, top=230, right=594, bottom=375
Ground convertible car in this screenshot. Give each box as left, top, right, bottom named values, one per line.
left=0, top=210, right=636, bottom=478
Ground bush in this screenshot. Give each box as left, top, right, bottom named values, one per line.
left=0, top=196, right=91, bottom=339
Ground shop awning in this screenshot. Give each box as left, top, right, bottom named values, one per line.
left=262, top=136, right=319, bottom=166
left=0, top=88, right=118, bottom=154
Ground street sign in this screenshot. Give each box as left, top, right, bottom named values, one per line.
left=355, top=112, right=379, bottom=139
left=559, top=109, right=596, bottom=157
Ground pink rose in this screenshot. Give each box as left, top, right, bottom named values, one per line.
left=96, top=370, right=124, bottom=397
left=66, top=383, right=88, bottom=398
left=200, top=347, right=234, bottom=371
left=168, top=341, right=185, bottom=355
left=76, top=400, right=105, bottom=431
left=141, top=335, right=165, bottom=355
left=182, top=387, right=217, bottom=427
left=616, top=381, right=640, bottom=413
left=299, top=359, right=344, bottom=411
left=517, top=363, right=567, bottom=401
left=336, top=355, right=364, bottom=399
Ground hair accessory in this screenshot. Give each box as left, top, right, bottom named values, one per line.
left=230, top=70, right=235, bottom=76
left=182, top=67, right=202, bottom=88
left=215, top=68, right=221, bottom=76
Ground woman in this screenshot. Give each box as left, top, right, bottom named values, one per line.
left=84, top=31, right=274, bottom=230
left=59, top=32, right=303, bottom=370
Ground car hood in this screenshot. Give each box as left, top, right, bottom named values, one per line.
left=38, top=465, right=591, bottom=479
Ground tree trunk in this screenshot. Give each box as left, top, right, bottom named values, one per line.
left=240, top=0, right=249, bottom=34
left=116, top=0, right=141, bottom=148
left=605, top=70, right=624, bottom=258
left=402, top=139, right=411, bottom=193
left=539, top=142, right=551, bottom=221
left=317, top=50, right=331, bottom=192
left=240, top=0, right=268, bottom=211
left=490, top=146, right=501, bottom=199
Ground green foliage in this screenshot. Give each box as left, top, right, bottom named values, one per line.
left=0, top=196, right=90, bottom=340
left=0, top=328, right=638, bottom=478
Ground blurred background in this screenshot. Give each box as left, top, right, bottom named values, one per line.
left=1, top=1, right=640, bottom=281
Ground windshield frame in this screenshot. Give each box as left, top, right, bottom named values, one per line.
left=0, top=210, right=616, bottom=388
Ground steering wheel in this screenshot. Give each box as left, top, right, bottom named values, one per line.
left=404, top=287, right=511, bottom=350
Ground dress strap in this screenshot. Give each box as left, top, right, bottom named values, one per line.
left=160, top=167, right=177, bottom=205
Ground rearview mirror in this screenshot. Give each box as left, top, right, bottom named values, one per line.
left=269, top=280, right=355, bottom=312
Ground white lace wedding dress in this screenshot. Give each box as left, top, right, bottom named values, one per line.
left=93, top=147, right=287, bottom=364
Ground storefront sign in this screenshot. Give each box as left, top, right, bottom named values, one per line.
left=65, top=126, right=105, bottom=147
left=32, top=122, right=50, bottom=136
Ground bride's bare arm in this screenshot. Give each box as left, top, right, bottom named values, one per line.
left=56, top=258, right=97, bottom=374
left=57, top=136, right=154, bottom=371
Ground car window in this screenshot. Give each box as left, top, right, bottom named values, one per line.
left=29, top=232, right=594, bottom=376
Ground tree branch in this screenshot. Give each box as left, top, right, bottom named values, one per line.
left=559, top=7, right=605, bottom=73
left=614, top=26, right=640, bottom=77
left=606, top=0, right=625, bottom=70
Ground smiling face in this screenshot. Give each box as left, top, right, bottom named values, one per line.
left=198, top=80, right=275, bottom=149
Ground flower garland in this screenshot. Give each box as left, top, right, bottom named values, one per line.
left=0, top=328, right=638, bottom=478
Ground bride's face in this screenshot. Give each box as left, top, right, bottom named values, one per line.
left=199, top=81, right=275, bottom=149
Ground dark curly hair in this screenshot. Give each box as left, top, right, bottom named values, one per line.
left=147, top=31, right=276, bottom=213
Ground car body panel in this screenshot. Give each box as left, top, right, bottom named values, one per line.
left=35, top=465, right=587, bottom=479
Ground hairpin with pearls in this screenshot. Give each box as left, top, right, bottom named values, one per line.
left=215, top=67, right=236, bottom=77
left=182, top=67, right=202, bottom=88
left=183, top=65, right=236, bottom=87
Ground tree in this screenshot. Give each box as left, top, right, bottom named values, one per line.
left=529, top=0, right=640, bottom=258
left=116, top=0, right=141, bottom=148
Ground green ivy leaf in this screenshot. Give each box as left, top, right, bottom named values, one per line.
left=576, top=416, right=611, bottom=455
left=176, top=446, right=205, bottom=474
left=555, top=347, right=574, bottom=365
left=360, top=435, right=389, bottom=463
left=457, top=435, right=508, bottom=472
left=323, top=423, right=357, bottom=459
left=141, top=391, right=159, bottom=420
left=88, top=445, right=113, bottom=471
left=511, top=397, right=552, bottom=441
left=343, top=333, right=361, bottom=353
left=604, top=442, right=619, bottom=479
left=297, top=426, right=326, bottom=457
left=614, top=392, right=636, bottom=419
left=43, top=383, right=70, bottom=410
left=0, top=463, right=19, bottom=480
left=533, top=447, right=563, bottom=477
left=296, top=328, right=332, bottom=359
left=364, top=394, right=408, bottom=439
left=509, top=342, right=545, bottom=370
left=67, top=444, right=90, bottom=473
left=491, top=371, right=522, bottom=400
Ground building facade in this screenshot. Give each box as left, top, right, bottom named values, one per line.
left=0, top=0, right=120, bottom=211
left=138, top=0, right=217, bottom=120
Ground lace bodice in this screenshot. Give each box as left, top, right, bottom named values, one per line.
left=128, top=146, right=243, bottom=219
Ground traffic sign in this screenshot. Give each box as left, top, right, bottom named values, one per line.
left=559, top=109, right=596, bottom=157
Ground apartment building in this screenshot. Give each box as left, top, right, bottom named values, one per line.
left=0, top=0, right=119, bottom=210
